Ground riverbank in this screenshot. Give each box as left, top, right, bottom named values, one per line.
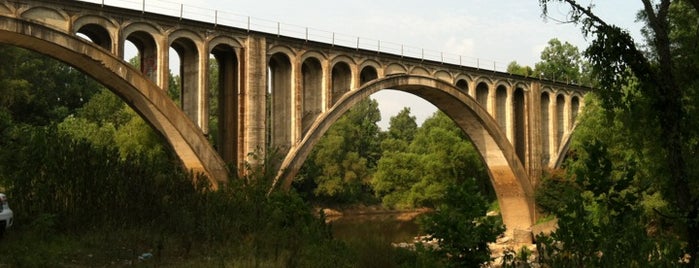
left=317, top=204, right=432, bottom=221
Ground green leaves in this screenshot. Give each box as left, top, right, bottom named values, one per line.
left=300, top=98, right=381, bottom=202
left=373, top=111, right=489, bottom=209
left=418, top=178, right=505, bottom=267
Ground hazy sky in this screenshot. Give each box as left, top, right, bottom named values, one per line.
left=108, top=0, right=645, bottom=129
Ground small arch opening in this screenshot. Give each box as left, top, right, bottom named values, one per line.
left=476, top=82, right=489, bottom=111
left=331, top=62, right=351, bottom=104
left=359, top=66, right=378, bottom=86
left=455, top=79, right=468, bottom=92
left=125, top=31, right=158, bottom=82
left=210, top=44, right=239, bottom=164
left=495, top=85, right=507, bottom=131
left=571, top=96, right=580, bottom=127
left=170, top=37, right=200, bottom=123
left=541, top=92, right=551, bottom=164
left=76, top=23, right=111, bottom=51
left=302, top=57, right=323, bottom=134
left=267, top=53, right=293, bottom=153
left=556, top=94, right=565, bottom=149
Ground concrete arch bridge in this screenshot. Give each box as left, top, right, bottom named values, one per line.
left=0, top=0, right=587, bottom=242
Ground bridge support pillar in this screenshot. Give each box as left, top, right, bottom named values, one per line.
left=242, top=34, right=268, bottom=165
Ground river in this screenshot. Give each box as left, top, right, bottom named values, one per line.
left=327, top=211, right=427, bottom=243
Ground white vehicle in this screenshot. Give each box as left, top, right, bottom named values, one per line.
left=0, top=193, right=13, bottom=237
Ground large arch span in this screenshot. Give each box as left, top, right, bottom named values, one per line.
left=0, top=16, right=228, bottom=186
left=276, top=74, right=536, bottom=236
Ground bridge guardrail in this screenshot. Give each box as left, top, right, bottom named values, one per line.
left=76, top=0, right=512, bottom=72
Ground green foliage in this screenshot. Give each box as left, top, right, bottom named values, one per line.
left=386, top=107, right=417, bottom=142
left=0, top=45, right=101, bottom=125
left=418, top=178, right=505, bottom=267
left=298, top=98, right=382, bottom=203
left=507, top=39, right=591, bottom=85
left=538, top=1, right=699, bottom=264
left=373, top=111, right=490, bottom=208
left=506, top=61, right=535, bottom=77
left=535, top=95, right=681, bottom=266
left=534, top=38, right=590, bottom=85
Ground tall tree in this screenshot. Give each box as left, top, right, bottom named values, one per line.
left=381, top=107, right=417, bottom=153
left=373, top=111, right=489, bottom=208
left=539, top=0, right=699, bottom=264
left=534, top=38, right=589, bottom=84
left=297, top=98, right=382, bottom=202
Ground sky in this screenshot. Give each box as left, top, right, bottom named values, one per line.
left=111, top=0, right=645, bottom=129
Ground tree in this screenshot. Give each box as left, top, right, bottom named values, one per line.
left=0, top=45, right=102, bottom=125
left=372, top=111, right=490, bottom=208
left=533, top=38, right=589, bottom=84
left=535, top=95, right=680, bottom=266
left=386, top=107, right=417, bottom=142
left=418, top=177, right=505, bottom=267
left=506, top=61, right=535, bottom=77
left=297, top=98, right=382, bottom=202
left=539, top=0, right=699, bottom=265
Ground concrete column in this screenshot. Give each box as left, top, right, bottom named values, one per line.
left=487, top=83, right=494, bottom=116
left=528, top=82, right=542, bottom=188
left=197, top=42, right=208, bottom=131
left=321, top=59, right=330, bottom=113
left=468, top=80, right=476, bottom=98
left=156, top=35, right=168, bottom=89
left=548, top=93, right=557, bottom=165
left=242, top=34, right=267, bottom=163
left=564, top=94, right=573, bottom=133
left=292, top=58, right=302, bottom=144
left=323, top=61, right=333, bottom=111
left=349, top=64, right=359, bottom=91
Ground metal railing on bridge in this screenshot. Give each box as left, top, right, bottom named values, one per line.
left=76, top=0, right=511, bottom=73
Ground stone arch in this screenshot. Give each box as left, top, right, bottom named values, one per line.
left=0, top=2, right=13, bottom=15
left=410, top=66, right=430, bottom=76
left=73, top=15, right=118, bottom=52
left=331, top=61, right=352, bottom=105
left=275, top=74, right=535, bottom=239
left=513, top=86, right=527, bottom=166
left=555, top=93, right=566, bottom=150
left=208, top=35, right=243, bottom=50
left=20, top=6, right=69, bottom=31
left=122, top=22, right=163, bottom=83
left=168, top=29, right=204, bottom=44
left=0, top=16, right=226, bottom=186
left=267, top=45, right=297, bottom=60
left=359, top=65, right=379, bottom=86
left=169, top=33, right=203, bottom=124
left=329, top=54, right=357, bottom=66
left=299, top=50, right=328, bottom=63
left=434, top=70, right=452, bottom=82
left=301, top=56, right=323, bottom=134
left=209, top=42, right=240, bottom=165
left=385, top=63, right=408, bottom=75
left=475, top=79, right=491, bottom=111
left=570, top=94, right=582, bottom=125
left=359, top=59, right=383, bottom=78
left=455, top=78, right=469, bottom=92
left=268, top=52, right=294, bottom=154
left=540, top=91, right=552, bottom=165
